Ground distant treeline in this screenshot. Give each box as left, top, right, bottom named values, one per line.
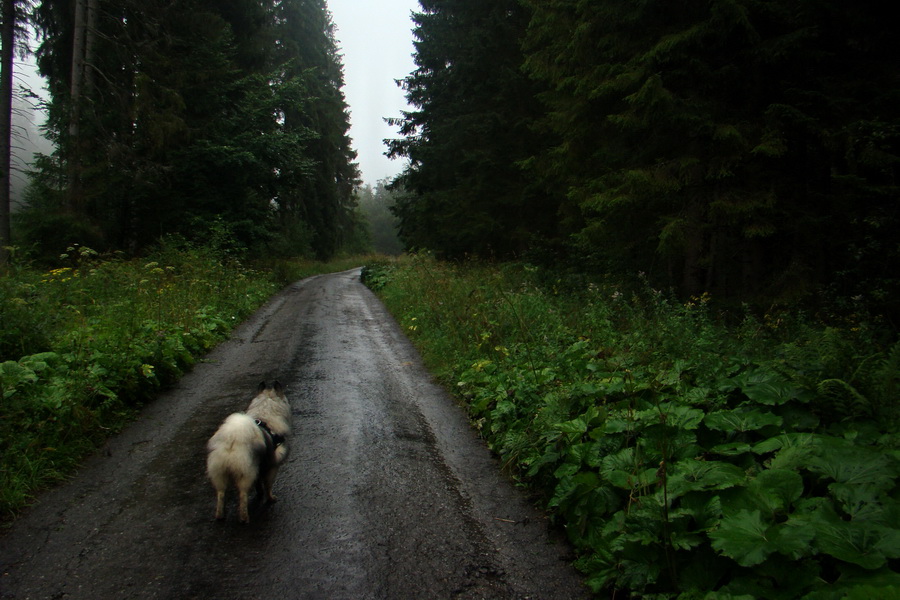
left=11, top=0, right=359, bottom=261
left=389, top=0, right=899, bottom=319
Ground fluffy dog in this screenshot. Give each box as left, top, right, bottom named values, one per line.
left=206, top=381, right=291, bottom=523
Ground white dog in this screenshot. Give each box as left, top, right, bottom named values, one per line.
left=206, top=381, right=291, bottom=523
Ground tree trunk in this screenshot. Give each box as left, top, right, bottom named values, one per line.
left=0, top=0, right=15, bottom=266
left=681, top=199, right=706, bottom=297
left=67, top=0, right=87, bottom=212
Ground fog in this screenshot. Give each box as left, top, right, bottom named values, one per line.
left=327, top=0, right=419, bottom=186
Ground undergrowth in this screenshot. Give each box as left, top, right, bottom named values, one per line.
left=0, top=242, right=364, bottom=520
left=363, top=254, right=900, bottom=599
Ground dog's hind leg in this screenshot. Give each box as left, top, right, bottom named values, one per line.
left=214, top=489, right=226, bottom=520
left=236, top=473, right=254, bottom=523
left=237, top=488, right=251, bottom=523
left=263, top=465, right=280, bottom=503
left=208, top=470, right=229, bottom=520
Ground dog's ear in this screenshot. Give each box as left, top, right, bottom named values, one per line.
left=257, top=381, right=267, bottom=393
left=273, top=380, right=283, bottom=394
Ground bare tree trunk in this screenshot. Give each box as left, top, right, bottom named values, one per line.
left=0, top=0, right=15, bottom=266
left=68, top=0, right=87, bottom=211
left=85, top=0, right=97, bottom=92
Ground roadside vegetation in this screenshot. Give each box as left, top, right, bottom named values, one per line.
left=363, top=254, right=900, bottom=599
left=0, top=241, right=364, bottom=521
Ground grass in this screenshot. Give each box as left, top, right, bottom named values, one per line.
left=363, top=253, right=900, bottom=599
left=0, top=242, right=368, bottom=521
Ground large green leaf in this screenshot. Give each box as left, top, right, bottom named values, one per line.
left=705, top=408, right=782, bottom=432
left=807, top=444, right=899, bottom=490
left=664, top=459, right=746, bottom=500
left=720, top=469, right=803, bottom=517
left=554, top=416, right=589, bottom=435
left=1, top=361, right=38, bottom=399
left=755, top=469, right=805, bottom=511
left=680, top=492, right=723, bottom=529
left=710, top=509, right=816, bottom=567
left=605, top=467, right=659, bottom=490
left=768, top=519, right=816, bottom=559
left=802, top=503, right=900, bottom=569
left=829, top=482, right=900, bottom=522
left=709, top=509, right=774, bottom=566
left=736, top=369, right=804, bottom=406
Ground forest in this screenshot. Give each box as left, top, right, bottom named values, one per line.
left=389, top=0, right=899, bottom=323
left=1, top=0, right=361, bottom=264
left=2, top=0, right=900, bottom=597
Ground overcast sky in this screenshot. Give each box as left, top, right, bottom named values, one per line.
left=327, top=0, right=420, bottom=186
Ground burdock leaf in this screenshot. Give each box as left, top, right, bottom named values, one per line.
left=755, top=469, right=804, bottom=511
left=705, top=408, right=782, bottom=432
left=664, top=459, right=746, bottom=499
left=805, top=503, right=900, bottom=569
left=709, top=509, right=775, bottom=567
left=769, top=519, right=816, bottom=559
left=738, top=369, right=804, bottom=405
left=807, top=443, right=899, bottom=491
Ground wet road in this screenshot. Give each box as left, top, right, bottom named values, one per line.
left=0, top=269, right=588, bottom=599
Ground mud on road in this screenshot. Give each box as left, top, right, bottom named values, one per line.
left=0, top=269, right=589, bottom=600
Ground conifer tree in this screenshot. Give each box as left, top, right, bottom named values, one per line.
left=0, top=0, right=16, bottom=265
left=523, top=0, right=900, bottom=302
left=25, top=0, right=360, bottom=259
left=389, top=0, right=550, bottom=258
left=271, top=0, right=359, bottom=259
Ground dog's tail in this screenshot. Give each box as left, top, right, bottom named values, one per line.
left=206, top=413, right=266, bottom=489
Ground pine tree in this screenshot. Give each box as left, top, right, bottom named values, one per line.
left=389, top=0, right=551, bottom=258
left=523, top=0, right=900, bottom=302
left=0, top=0, right=16, bottom=265
left=270, top=0, right=360, bottom=260
left=25, top=0, right=360, bottom=259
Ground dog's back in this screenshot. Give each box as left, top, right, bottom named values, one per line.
left=206, top=413, right=266, bottom=482
left=246, top=381, right=291, bottom=437
left=246, top=381, right=291, bottom=466
left=206, top=412, right=266, bottom=522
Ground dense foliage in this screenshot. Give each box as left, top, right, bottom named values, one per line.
left=389, top=0, right=900, bottom=316
left=356, top=180, right=403, bottom=255
left=364, top=254, right=900, bottom=599
left=15, top=0, right=358, bottom=261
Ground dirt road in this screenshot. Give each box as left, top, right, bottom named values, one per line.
left=0, top=269, right=588, bottom=599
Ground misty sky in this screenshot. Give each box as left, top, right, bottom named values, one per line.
left=328, top=0, right=419, bottom=186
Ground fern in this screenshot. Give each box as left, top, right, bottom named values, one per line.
left=875, top=341, right=900, bottom=420
left=817, top=378, right=873, bottom=420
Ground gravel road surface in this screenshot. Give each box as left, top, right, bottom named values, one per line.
left=0, top=269, right=589, bottom=599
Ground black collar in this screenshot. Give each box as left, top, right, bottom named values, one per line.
left=255, top=419, right=285, bottom=447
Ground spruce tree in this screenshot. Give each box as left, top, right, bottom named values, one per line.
left=389, top=0, right=550, bottom=258
left=26, top=0, right=360, bottom=259
left=523, top=0, right=900, bottom=303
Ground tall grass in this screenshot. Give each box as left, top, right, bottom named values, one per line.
left=363, top=253, right=900, bottom=599
left=0, top=243, right=365, bottom=520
